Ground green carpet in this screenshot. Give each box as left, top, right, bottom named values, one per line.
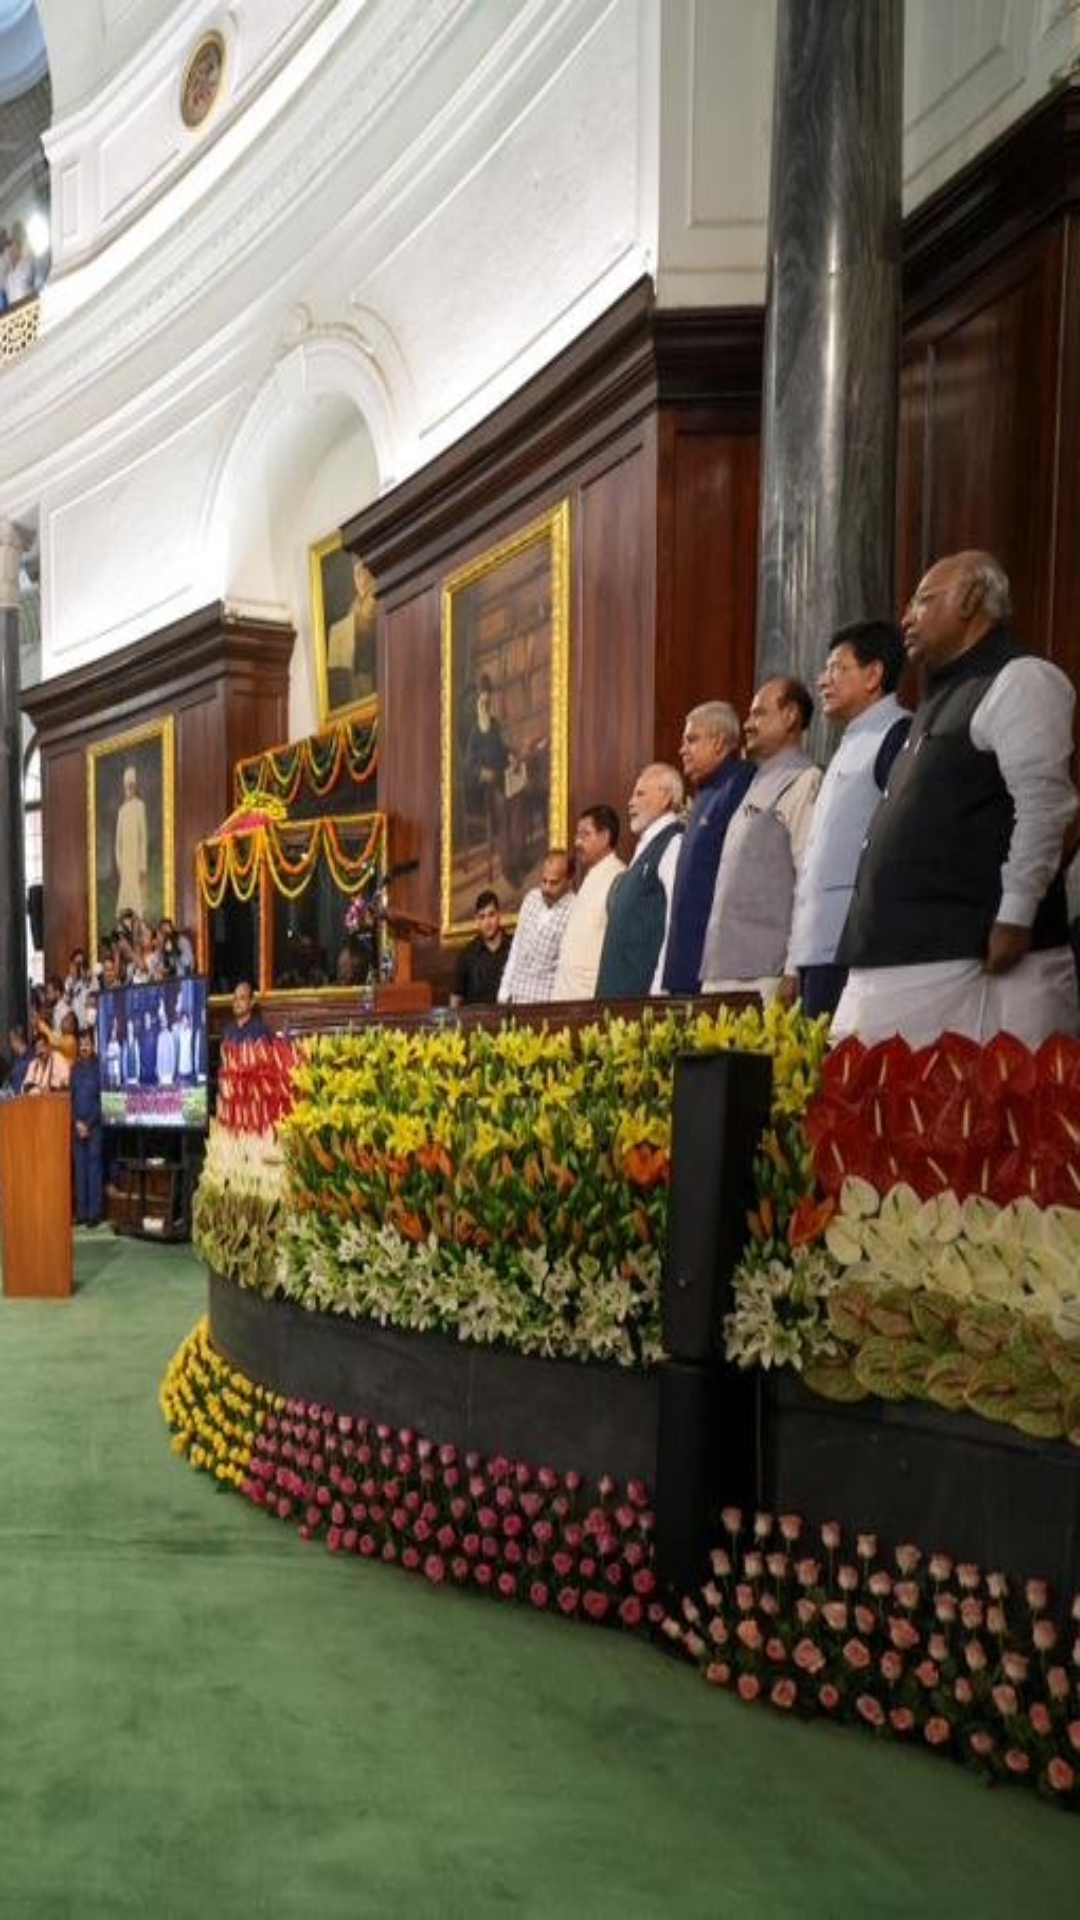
left=0, top=1237, right=1076, bottom=1918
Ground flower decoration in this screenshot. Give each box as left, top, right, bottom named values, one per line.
left=162, top=1320, right=659, bottom=1633
left=663, top=1508, right=1080, bottom=1811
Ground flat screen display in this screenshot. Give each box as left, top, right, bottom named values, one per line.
left=97, top=977, right=210, bottom=1131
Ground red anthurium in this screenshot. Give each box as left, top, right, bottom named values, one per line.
left=976, top=1031, right=1037, bottom=1101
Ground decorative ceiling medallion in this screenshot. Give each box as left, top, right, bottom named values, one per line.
left=181, top=30, right=226, bottom=130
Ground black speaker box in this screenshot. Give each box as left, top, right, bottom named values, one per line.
left=663, top=1049, right=773, bottom=1361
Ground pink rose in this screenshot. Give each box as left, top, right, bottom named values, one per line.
left=923, top=1717, right=951, bottom=1747
left=423, top=1554, right=446, bottom=1585
left=953, top=1677, right=973, bottom=1706
left=711, top=1548, right=732, bottom=1577
left=582, top=1590, right=609, bottom=1621
left=796, top=1598, right=818, bottom=1627
left=557, top=1586, right=579, bottom=1614
left=821, top=1602, right=848, bottom=1632
left=963, top=1640, right=987, bottom=1673
left=959, top=1598, right=984, bottom=1630
left=766, top=1553, right=789, bottom=1581
left=879, top=1651, right=903, bottom=1684
left=793, top=1638, right=826, bottom=1674
left=704, top=1660, right=730, bottom=1686
left=856, top=1534, right=877, bottom=1562
left=765, top=1637, right=787, bottom=1664
left=968, top=1730, right=994, bottom=1757
left=1047, top=1757, right=1076, bottom=1794
left=1024, top=1578, right=1049, bottom=1612
left=1047, top=1665, right=1070, bottom=1702
left=632, top=1568, right=656, bottom=1596
left=401, top=1546, right=421, bottom=1571
left=736, top=1619, right=763, bottom=1651
left=986, top=1571, right=1008, bottom=1600
left=934, top=1594, right=957, bottom=1624
left=1004, top=1748, right=1030, bottom=1775
left=820, top=1521, right=842, bottom=1551
left=1032, top=1618, right=1057, bottom=1652
left=770, top=1679, right=796, bottom=1710
left=1001, top=1651, right=1028, bottom=1685
left=735, top=1583, right=756, bottom=1613
left=451, top=1556, right=470, bottom=1583
left=708, top=1618, right=728, bottom=1646
left=889, top=1618, right=920, bottom=1652
left=914, top=1660, right=939, bottom=1689
left=1068, top=1721, right=1080, bottom=1754
left=843, top=1638, right=871, bottom=1671
left=890, top=1707, right=915, bottom=1735
left=778, top=1514, right=802, bottom=1543
left=1029, top=1701, right=1052, bottom=1736
left=818, top=1683, right=840, bottom=1711
left=956, top=1563, right=981, bottom=1591
left=758, top=1593, right=779, bottom=1618
left=854, top=1605, right=876, bottom=1637
left=721, top=1506, right=743, bottom=1534
left=619, top=1595, right=644, bottom=1628
left=893, top=1580, right=920, bottom=1612
left=473, top=1563, right=493, bottom=1588
left=894, top=1544, right=921, bottom=1576
left=868, top=1571, right=893, bottom=1599
left=856, top=1693, right=885, bottom=1727
left=736, top=1674, right=760, bottom=1702
left=743, top=1552, right=764, bottom=1580
left=985, top=1605, right=1006, bottom=1636
left=753, top=1512, right=773, bottom=1540
left=838, top=1564, right=859, bottom=1593
left=928, top=1553, right=953, bottom=1583
left=796, top=1559, right=821, bottom=1589
left=992, top=1684, right=1018, bottom=1717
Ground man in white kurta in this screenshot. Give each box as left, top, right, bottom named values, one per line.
left=115, top=766, right=148, bottom=920
left=833, top=550, right=1080, bottom=1048
left=552, top=806, right=625, bottom=999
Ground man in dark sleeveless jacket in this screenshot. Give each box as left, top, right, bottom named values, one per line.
left=596, top=763, right=684, bottom=997
left=834, top=550, right=1079, bottom=1047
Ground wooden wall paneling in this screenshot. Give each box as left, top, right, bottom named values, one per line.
left=655, top=410, right=760, bottom=756
left=1050, top=208, right=1080, bottom=686
left=575, top=428, right=656, bottom=830
left=379, top=585, right=444, bottom=981
left=895, top=348, right=930, bottom=604
left=899, top=227, right=1064, bottom=657
left=23, top=608, right=293, bottom=974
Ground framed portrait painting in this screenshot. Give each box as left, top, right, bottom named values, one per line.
left=87, top=717, right=176, bottom=957
left=440, top=500, right=570, bottom=938
left=310, top=531, right=378, bottom=727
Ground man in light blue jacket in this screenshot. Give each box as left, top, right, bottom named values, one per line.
left=783, top=621, right=910, bottom=1017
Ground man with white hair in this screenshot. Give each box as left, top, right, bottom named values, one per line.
left=595, top=763, right=684, bottom=997
left=662, top=701, right=752, bottom=994
left=834, top=549, right=1080, bottom=1047
left=115, top=764, right=148, bottom=920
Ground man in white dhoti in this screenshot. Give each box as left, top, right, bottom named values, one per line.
left=833, top=550, right=1080, bottom=1048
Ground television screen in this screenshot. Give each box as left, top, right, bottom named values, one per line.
left=97, top=977, right=210, bottom=1131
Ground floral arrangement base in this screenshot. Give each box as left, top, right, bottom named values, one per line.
left=662, top=1507, right=1080, bottom=1810
left=762, top=1370, right=1080, bottom=1601
left=208, top=1270, right=660, bottom=1487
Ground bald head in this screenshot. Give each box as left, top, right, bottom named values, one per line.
left=902, top=549, right=1011, bottom=672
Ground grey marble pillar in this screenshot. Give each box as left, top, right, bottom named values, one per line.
left=0, top=519, right=28, bottom=1046
left=756, top=0, right=903, bottom=734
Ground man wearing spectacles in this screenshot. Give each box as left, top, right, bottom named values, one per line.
left=833, top=550, right=1079, bottom=1047
left=783, top=622, right=910, bottom=1017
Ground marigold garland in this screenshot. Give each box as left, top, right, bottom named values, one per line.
left=195, top=812, right=384, bottom=906
left=234, top=714, right=378, bottom=807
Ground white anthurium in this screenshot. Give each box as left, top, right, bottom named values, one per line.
left=824, top=1215, right=866, bottom=1266
left=959, top=1192, right=1002, bottom=1244
left=838, top=1174, right=879, bottom=1219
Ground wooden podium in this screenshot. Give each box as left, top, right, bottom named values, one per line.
left=0, top=1094, right=73, bottom=1298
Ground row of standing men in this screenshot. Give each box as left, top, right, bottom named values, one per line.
left=453, top=550, right=1080, bottom=1050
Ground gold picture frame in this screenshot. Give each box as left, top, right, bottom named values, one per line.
left=440, top=500, right=570, bottom=939
left=87, top=717, right=176, bottom=958
left=310, top=532, right=379, bottom=728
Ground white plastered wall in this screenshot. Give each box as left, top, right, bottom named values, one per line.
left=3, top=0, right=1079, bottom=712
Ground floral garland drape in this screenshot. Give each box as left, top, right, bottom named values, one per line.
left=196, top=810, right=384, bottom=906
left=233, top=715, right=378, bottom=807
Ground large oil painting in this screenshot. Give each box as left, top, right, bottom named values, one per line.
left=440, top=501, right=570, bottom=938
left=87, top=717, right=175, bottom=957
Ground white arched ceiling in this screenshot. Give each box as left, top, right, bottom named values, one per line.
left=36, top=0, right=182, bottom=116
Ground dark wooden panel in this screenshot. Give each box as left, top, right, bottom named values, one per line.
left=24, top=607, right=293, bottom=973
left=1051, top=207, right=1080, bottom=685
left=899, top=230, right=1063, bottom=656
left=380, top=585, right=441, bottom=932
left=575, top=432, right=655, bottom=828
left=657, top=416, right=759, bottom=754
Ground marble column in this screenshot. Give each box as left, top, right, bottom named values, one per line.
left=756, top=0, right=903, bottom=733
left=0, top=519, right=28, bottom=1044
